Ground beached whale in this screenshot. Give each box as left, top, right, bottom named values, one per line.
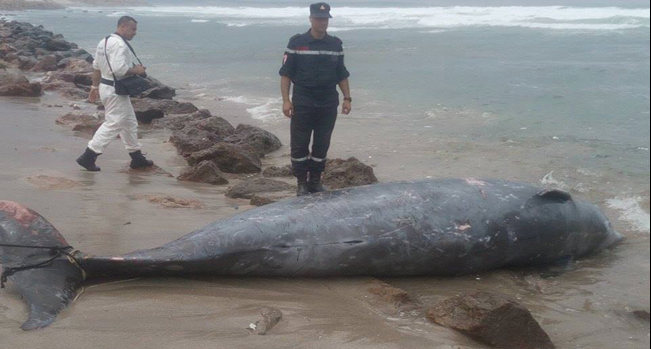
left=0, top=178, right=622, bottom=331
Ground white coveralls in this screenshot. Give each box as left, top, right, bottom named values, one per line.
left=87, top=34, right=141, bottom=154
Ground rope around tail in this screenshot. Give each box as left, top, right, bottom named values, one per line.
left=0, top=244, right=74, bottom=288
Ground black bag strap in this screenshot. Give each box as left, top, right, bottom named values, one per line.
left=104, top=35, right=120, bottom=82
left=103, top=34, right=143, bottom=82
left=114, top=33, right=144, bottom=66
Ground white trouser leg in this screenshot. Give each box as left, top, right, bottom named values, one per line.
left=88, top=85, right=141, bottom=154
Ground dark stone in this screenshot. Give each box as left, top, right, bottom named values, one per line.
left=224, top=124, right=282, bottom=157
left=187, top=143, right=261, bottom=174
left=131, top=98, right=199, bottom=124
left=177, top=161, right=229, bottom=186
left=226, top=178, right=294, bottom=199
left=138, top=76, right=176, bottom=100
left=250, top=192, right=295, bottom=206
left=427, top=292, right=555, bottom=349
left=323, top=157, right=378, bottom=190
left=58, top=87, right=88, bottom=100
left=45, top=39, right=72, bottom=51
left=30, top=55, right=58, bottom=72
left=17, top=55, right=37, bottom=70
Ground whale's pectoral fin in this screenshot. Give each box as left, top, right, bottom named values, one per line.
left=535, top=189, right=573, bottom=203
left=1, top=201, right=85, bottom=331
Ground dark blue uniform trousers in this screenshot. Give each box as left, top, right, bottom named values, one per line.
left=291, top=105, right=338, bottom=177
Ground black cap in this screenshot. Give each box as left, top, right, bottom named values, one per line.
left=310, top=3, right=332, bottom=19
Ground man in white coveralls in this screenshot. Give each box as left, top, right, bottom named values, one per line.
left=76, top=16, right=153, bottom=172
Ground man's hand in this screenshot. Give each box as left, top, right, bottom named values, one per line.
left=88, top=87, right=99, bottom=103
left=283, top=100, right=294, bottom=118
left=130, top=65, right=147, bottom=76
left=342, top=100, right=352, bottom=115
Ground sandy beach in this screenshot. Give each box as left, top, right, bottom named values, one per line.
left=1, top=3, right=650, bottom=349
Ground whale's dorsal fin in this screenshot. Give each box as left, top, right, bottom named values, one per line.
left=535, top=189, right=573, bottom=203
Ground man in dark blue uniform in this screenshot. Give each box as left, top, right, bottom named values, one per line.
left=279, top=2, right=352, bottom=196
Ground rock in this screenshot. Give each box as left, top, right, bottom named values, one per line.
left=119, top=164, right=174, bottom=177
left=189, top=115, right=236, bottom=139
left=30, top=55, right=58, bottom=72
left=131, top=98, right=199, bottom=124
left=45, top=38, right=72, bottom=52
left=132, top=195, right=204, bottom=209
left=634, top=310, right=650, bottom=322
left=427, top=292, right=555, bottom=349
left=224, top=124, right=283, bottom=157
left=58, top=87, right=88, bottom=100
left=262, top=165, right=293, bottom=178
left=177, top=161, right=229, bottom=186
left=59, top=58, right=92, bottom=73
left=322, top=157, right=378, bottom=190
left=0, top=71, right=42, bottom=96
left=138, top=76, right=176, bottom=100
left=170, top=127, right=223, bottom=157
left=188, top=143, right=261, bottom=174
left=3, top=52, right=19, bottom=62
left=150, top=109, right=212, bottom=131
left=0, top=43, right=16, bottom=57
left=248, top=308, right=283, bottom=335
left=226, top=178, right=294, bottom=199
left=17, top=55, right=37, bottom=70
left=26, top=176, right=82, bottom=190
left=56, top=112, right=104, bottom=136
left=368, top=280, right=413, bottom=306
left=250, top=191, right=295, bottom=206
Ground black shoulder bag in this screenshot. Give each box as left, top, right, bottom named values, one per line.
left=104, top=34, right=152, bottom=96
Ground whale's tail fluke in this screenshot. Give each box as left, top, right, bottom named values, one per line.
left=0, top=201, right=85, bottom=331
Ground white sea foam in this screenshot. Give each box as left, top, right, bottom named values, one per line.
left=191, top=19, right=210, bottom=23
left=607, top=197, right=651, bottom=234
left=122, top=6, right=650, bottom=31
left=246, top=99, right=284, bottom=121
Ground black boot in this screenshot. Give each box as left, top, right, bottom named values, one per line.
left=308, top=172, right=326, bottom=194
left=129, top=150, right=154, bottom=169
left=76, top=147, right=101, bottom=172
left=296, top=173, right=310, bottom=197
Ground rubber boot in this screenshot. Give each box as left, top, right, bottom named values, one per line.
left=296, top=173, right=310, bottom=197
left=129, top=150, right=154, bottom=169
left=308, top=172, right=326, bottom=194
left=76, top=147, right=101, bottom=172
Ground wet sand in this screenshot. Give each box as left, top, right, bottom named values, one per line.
left=0, top=87, right=649, bottom=348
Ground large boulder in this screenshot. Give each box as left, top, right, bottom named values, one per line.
left=150, top=109, right=212, bottom=131
left=177, top=161, right=229, bottom=185
left=226, top=178, right=294, bottom=199
left=188, top=115, right=236, bottom=139
left=187, top=143, right=261, bottom=174
left=45, top=38, right=72, bottom=52
left=17, top=55, right=38, bottom=70
left=224, top=124, right=282, bottom=157
left=30, top=55, right=58, bottom=72
left=0, top=43, right=17, bottom=58
left=138, top=76, right=176, bottom=100
left=131, top=98, right=199, bottom=124
left=427, top=292, right=555, bottom=349
left=0, top=70, right=42, bottom=97
left=170, top=127, right=223, bottom=157
left=58, top=87, right=88, bottom=100
left=59, top=58, right=93, bottom=73
left=323, top=157, right=378, bottom=190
